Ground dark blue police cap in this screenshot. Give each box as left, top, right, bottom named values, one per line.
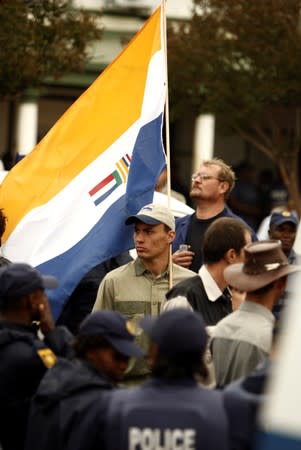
left=140, top=309, right=208, bottom=356
left=0, top=263, right=58, bottom=306
left=270, top=211, right=299, bottom=228
left=79, top=311, right=144, bottom=358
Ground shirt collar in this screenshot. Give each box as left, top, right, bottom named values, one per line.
left=198, top=265, right=224, bottom=302
left=239, top=300, right=275, bottom=324
left=134, top=257, right=168, bottom=279
left=134, top=257, right=148, bottom=275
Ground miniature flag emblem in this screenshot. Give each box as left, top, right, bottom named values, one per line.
left=89, top=154, right=131, bottom=206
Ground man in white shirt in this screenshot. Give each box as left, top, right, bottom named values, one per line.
left=163, top=217, right=252, bottom=325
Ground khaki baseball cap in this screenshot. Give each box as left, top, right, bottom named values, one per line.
left=125, top=203, right=175, bottom=231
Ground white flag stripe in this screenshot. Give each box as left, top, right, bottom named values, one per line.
left=3, top=49, right=165, bottom=266
left=3, top=126, right=134, bottom=266
left=91, top=176, right=117, bottom=202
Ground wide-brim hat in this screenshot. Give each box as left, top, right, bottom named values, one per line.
left=224, top=240, right=301, bottom=292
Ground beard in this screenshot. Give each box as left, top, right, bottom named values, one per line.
left=190, top=186, right=203, bottom=199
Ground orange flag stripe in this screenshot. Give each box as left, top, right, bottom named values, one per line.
left=0, top=7, right=161, bottom=239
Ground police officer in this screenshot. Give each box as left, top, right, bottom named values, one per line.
left=25, top=310, right=144, bottom=450
left=105, top=309, right=230, bottom=450
left=0, top=263, right=73, bottom=450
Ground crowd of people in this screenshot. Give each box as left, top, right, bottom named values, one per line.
left=0, top=157, right=300, bottom=450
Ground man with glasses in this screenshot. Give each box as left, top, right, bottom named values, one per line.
left=172, top=158, right=257, bottom=273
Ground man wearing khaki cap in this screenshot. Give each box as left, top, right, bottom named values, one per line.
left=92, top=203, right=195, bottom=384
left=211, top=240, right=301, bottom=387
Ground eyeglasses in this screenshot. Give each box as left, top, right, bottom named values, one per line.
left=191, top=173, right=222, bottom=182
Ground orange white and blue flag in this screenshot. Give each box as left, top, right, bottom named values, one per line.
left=0, top=6, right=166, bottom=318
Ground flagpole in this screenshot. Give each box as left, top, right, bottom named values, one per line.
left=161, top=0, right=173, bottom=289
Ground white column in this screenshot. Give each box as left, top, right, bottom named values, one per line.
left=15, top=93, right=39, bottom=159
left=192, top=114, right=215, bottom=173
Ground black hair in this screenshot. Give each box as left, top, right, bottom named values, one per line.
left=163, top=224, right=172, bottom=233
left=202, top=217, right=250, bottom=264
left=151, top=351, right=209, bottom=381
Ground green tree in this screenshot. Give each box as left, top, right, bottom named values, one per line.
left=168, top=0, right=301, bottom=213
left=0, top=0, right=102, bottom=99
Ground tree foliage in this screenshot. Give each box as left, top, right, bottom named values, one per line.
left=0, top=0, right=102, bottom=99
left=168, top=0, right=301, bottom=212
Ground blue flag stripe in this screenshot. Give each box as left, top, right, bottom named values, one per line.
left=38, top=114, right=166, bottom=319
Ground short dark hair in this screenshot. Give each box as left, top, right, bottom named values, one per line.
left=203, top=217, right=250, bottom=264
left=73, top=335, right=112, bottom=358
left=163, top=224, right=173, bottom=233
left=151, top=351, right=208, bottom=381
left=0, top=209, right=7, bottom=242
